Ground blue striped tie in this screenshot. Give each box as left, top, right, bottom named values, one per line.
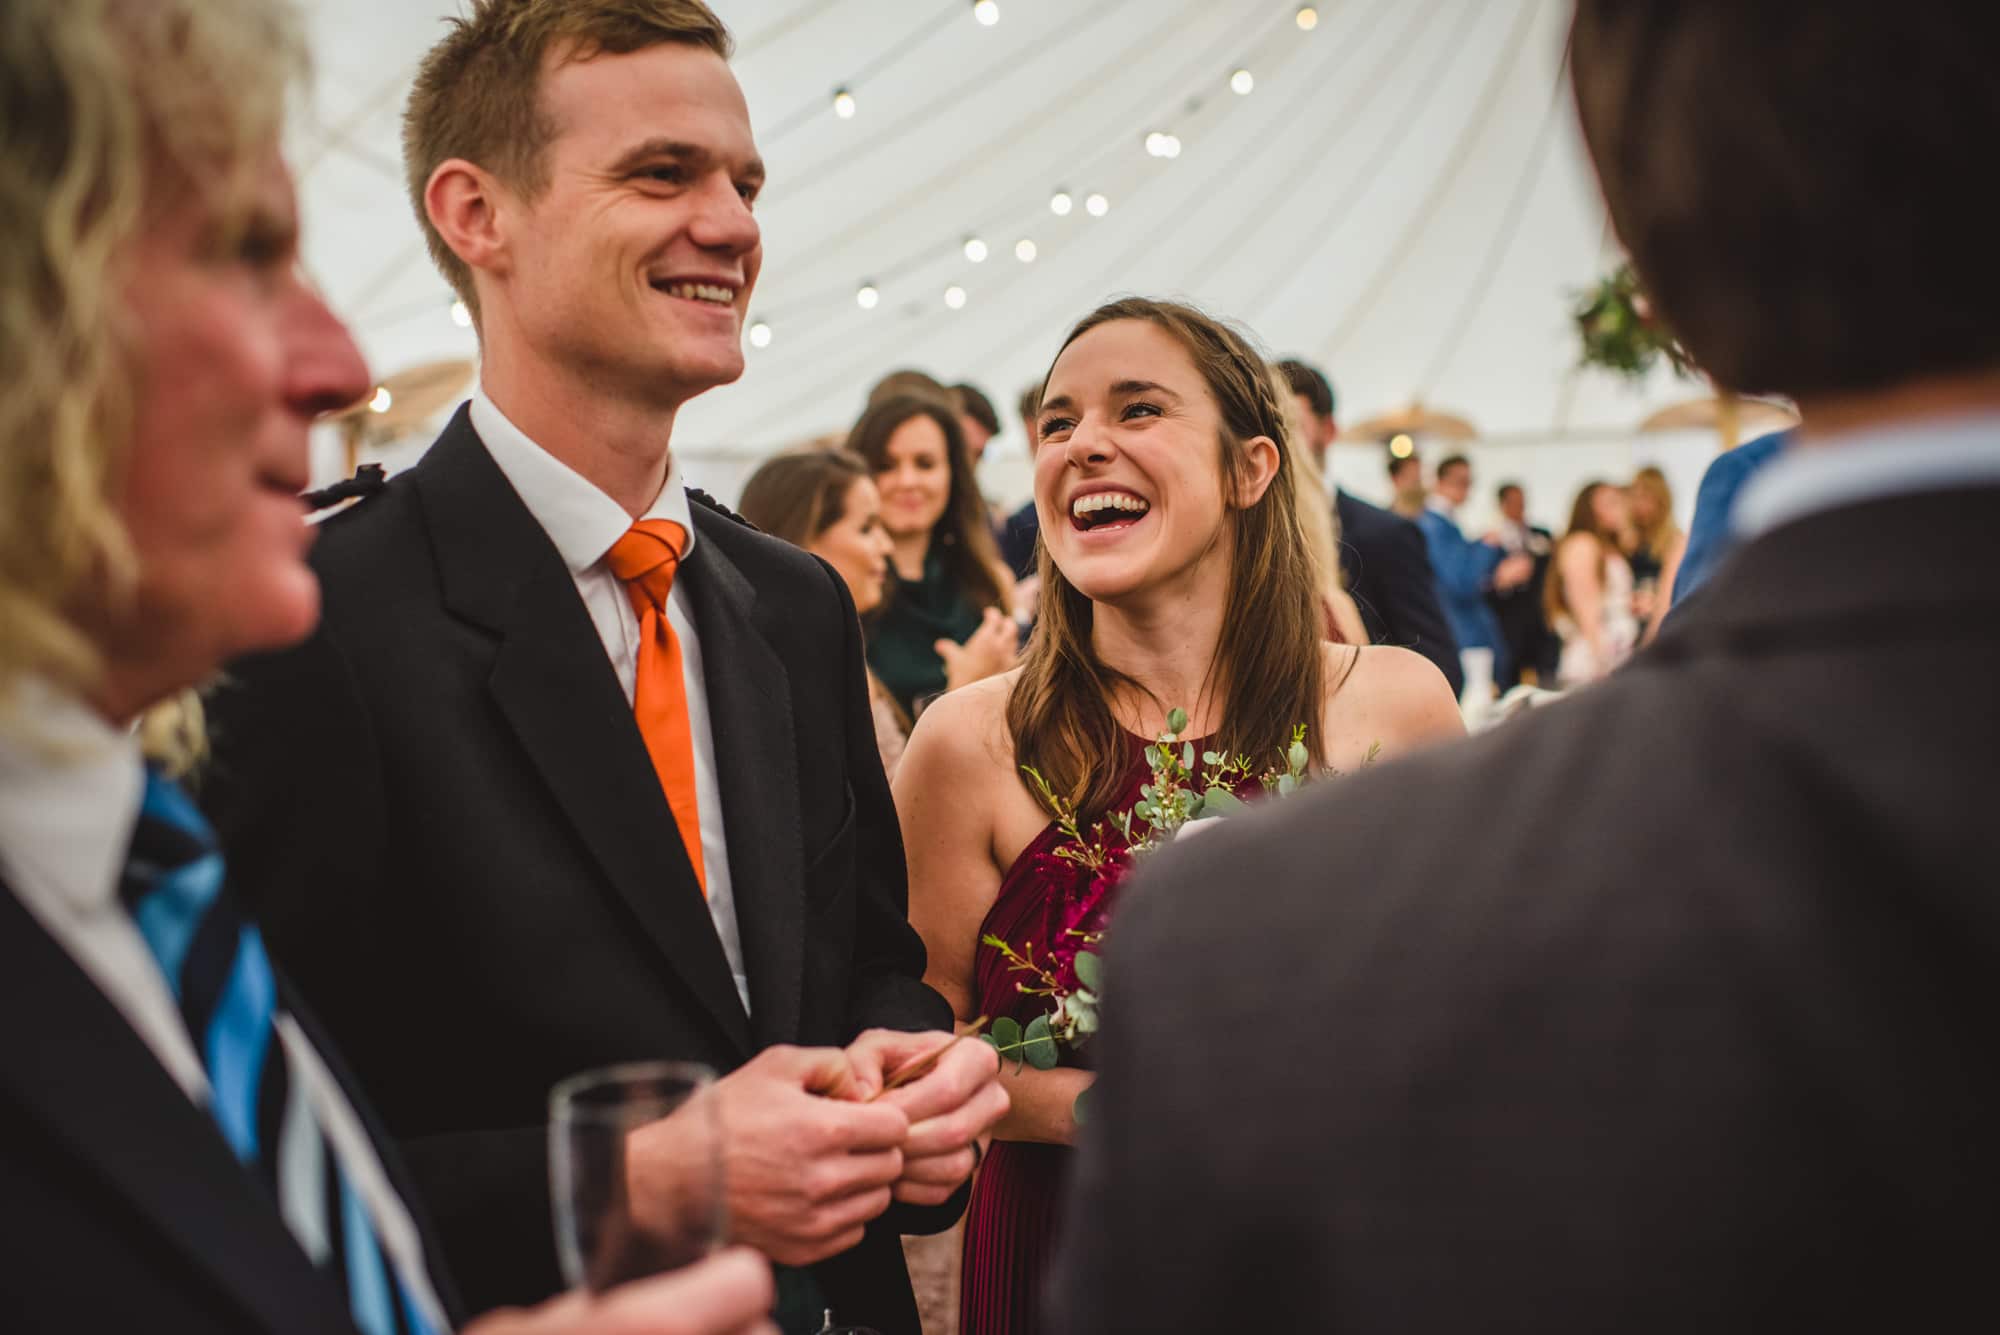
left=120, top=767, right=442, bottom=1335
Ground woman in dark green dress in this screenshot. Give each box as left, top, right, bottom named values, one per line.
left=845, top=395, right=1017, bottom=715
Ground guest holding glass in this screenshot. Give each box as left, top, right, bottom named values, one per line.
left=848, top=395, right=1018, bottom=716
left=1548, top=481, right=1640, bottom=686
left=738, top=448, right=909, bottom=779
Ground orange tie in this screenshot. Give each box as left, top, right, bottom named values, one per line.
left=605, top=519, right=705, bottom=894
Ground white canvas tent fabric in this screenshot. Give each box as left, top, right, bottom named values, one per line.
left=294, top=0, right=1732, bottom=531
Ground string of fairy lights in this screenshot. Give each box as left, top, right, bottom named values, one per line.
left=739, top=1, right=1329, bottom=351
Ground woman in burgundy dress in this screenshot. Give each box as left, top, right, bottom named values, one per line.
left=893, top=298, right=1467, bottom=1334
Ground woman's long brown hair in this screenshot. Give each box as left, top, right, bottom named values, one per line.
left=1545, top=480, right=1616, bottom=625
left=844, top=394, right=1009, bottom=613
left=1007, top=298, right=1328, bottom=822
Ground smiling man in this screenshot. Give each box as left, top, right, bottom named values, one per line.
left=200, top=3, right=1003, bottom=1331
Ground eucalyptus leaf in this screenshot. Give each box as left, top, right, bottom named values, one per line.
left=1073, top=950, right=1101, bottom=991
left=1201, top=787, right=1247, bottom=815
left=1202, top=750, right=1222, bottom=766
left=1277, top=773, right=1298, bottom=796
left=1167, top=707, right=1189, bottom=734
left=1288, top=740, right=1310, bottom=774
left=1071, top=1085, right=1091, bottom=1125
left=1181, top=741, right=1195, bottom=770
left=992, top=1016, right=1022, bottom=1050
left=1187, top=794, right=1205, bottom=820
left=1022, top=1015, right=1058, bottom=1070
left=1144, top=746, right=1163, bottom=772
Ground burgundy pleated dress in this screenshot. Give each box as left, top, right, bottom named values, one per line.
left=959, top=735, right=1249, bottom=1335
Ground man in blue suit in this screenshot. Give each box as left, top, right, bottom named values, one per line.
left=1666, top=429, right=1791, bottom=614
left=1416, top=455, right=1533, bottom=685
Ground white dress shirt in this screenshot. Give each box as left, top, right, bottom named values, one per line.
left=0, top=679, right=448, bottom=1332
left=469, top=389, right=751, bottom=1016
left=1732, top=410, right=2000, bottom=540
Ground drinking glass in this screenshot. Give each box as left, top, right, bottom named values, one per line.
left=550, top=1060, right=723, bottom=1292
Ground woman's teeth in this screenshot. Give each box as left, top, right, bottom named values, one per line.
left=1071, top=492, right=1150, bottom=524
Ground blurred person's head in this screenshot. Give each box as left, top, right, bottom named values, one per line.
left=406, top=0, right=757, bottom=412
left=1627, top=465, right=1678, bottom=553
left=953, top=381, right=1000, bottom=467
left=844, top=395, right=1007, bottom=612
left=0, top=0, right=369, bottom=736
left=1568, top=2, right=1999, bottom=406
left=866, top=368, right=955, bottom=411
left=1547, top=480, right=1631, bottom=624
left=737, top=448, right=892, bottom=613
left=1016, top=384, right=1041, bottom=441
left=1433, top=454, right=1472, bottom=508
left=1388, top=453, right=1423, bottom=494
left=1497, top=482, right=1526, bottom=524
left=1012, top=297, right=1324, bottom=820
left=1276, top=358, right=1338, bottom=466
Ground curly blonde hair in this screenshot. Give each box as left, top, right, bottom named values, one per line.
left=0, top=0, right=304, bottom=744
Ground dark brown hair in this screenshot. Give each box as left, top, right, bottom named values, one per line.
left=736, top=447, right=869, bottom=548
left=403, top=0, right=732, bottom=320
left=954, top=381, right=1000, bottom=437
left=1627, top=465, right=1679, bottom=560
left=1568, top=2, right=2000, bottom=398
left=1008, top=297, right=1327, bottom=822
left=1545, top=480, right=1618, bottom=625
left=843, top=395, right=1008, bottom=613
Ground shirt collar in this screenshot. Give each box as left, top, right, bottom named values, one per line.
left=0, top=676, right=143, bottom=914
left=469, top=387, right=697, bottom=574
left=1426, top=494, right=1458, bottom=519
left=1732, top=409, right=2000, bottom=540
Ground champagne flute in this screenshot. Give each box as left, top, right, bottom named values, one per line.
left=549, top=1060, right=722, bottom=1292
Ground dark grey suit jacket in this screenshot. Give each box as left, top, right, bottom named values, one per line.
left=202, top=407, right=953, bottom=1329
left=1336, top=488, right=1463, bottom=695
left=1052, top=484, right=2000, bottom=1332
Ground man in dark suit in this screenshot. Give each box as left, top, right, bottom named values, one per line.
left=0, top=1, right=775, bottom=1331
left=1279, top=360, right=1463, bottom=694
left=200, top=3, right=1004, bottom=1331
left=1486, top=480, right=1557, bottom=688
left=1055, top=2, right=2000, bottom=1330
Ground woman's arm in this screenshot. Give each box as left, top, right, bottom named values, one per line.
left=1557, top=535, right=1610, bottom=669
left=894, top=679, right=1099, bottom=1147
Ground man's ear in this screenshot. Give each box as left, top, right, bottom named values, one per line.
left=1233, top=434, right=1282, bottom=508
left=424, top=158, right=510, bottom=282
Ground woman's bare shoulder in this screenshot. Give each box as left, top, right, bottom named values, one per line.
left=1320, top=642, right=1465, bottom=763
left=902, top=667, right=1022, bottom=779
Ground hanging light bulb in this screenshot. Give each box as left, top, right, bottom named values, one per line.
left=1231, top=68, right=1255, bottom=95
left=749, top=320, right=772, bottom=347
left=856, top=283, right=880, bottom=310
left=1084, top=192, right=1109, bottom=217
left=1014, top=238, right=1038, bottom=263
left=1049, top=190, right=1073, bottom=216
left=963, top=236, right=989, bottom=263
left=944, top=285, right=968, bottom=310
left=1389, top=433, right=1415, bottom=458
left=368, top=386, right=393, bottom=414
left=449, top=299, right=472, bottom=328
left=1295, top=6, right=1318, bottom=31
left=972, top=0, right=1000, bottom=25
left=1161, top=135, right=1183, bottom=159
left=832, top=87, right=856, bottom=119
left=1145, top=131, right=1167, bottom=157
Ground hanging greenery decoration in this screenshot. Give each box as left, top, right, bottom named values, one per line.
left=1572, top=262, right=1695, bottom=381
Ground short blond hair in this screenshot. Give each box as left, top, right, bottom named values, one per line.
left=0, top=0, right=303, bottom=727
left=403, top=0, right=732, bottom=322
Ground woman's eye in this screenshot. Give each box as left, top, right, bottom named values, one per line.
left=1121, top=401, right=1162, bottom=420
left=1039, top=416, right=1075, bottom=436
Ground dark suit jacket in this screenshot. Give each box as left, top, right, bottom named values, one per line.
left=1335, top=489, right=1462, bottom=694
left=0, top=880, right=459, bottom=1334
left=1053, top=484, right=2000, bottom=1332
left=1487, top=523, right=1557, bottom=688
left=202, top=407, right=954, bottom=1328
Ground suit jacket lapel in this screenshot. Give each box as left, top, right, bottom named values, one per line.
left=682, top=510, right=806, bottom=1048
left=0, top=887, right=354, bottom=1335
left=411, top=410, right=753, bottom=1056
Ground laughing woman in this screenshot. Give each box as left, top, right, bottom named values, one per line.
left=894, top=298, right=1466, bottom=1335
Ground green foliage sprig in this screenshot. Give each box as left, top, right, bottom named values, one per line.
left=1573, top=262, right=1695, bottom=381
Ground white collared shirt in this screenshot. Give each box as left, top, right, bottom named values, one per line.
left=469, top=389, right=750, bottom=1017
left=1732, top=410, right=2000, bottom=540
left=0, top=680, right=448, bottom=1332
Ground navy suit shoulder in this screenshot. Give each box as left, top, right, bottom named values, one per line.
left=1054, top=487, right=2000, bottom=1333
left=1334, top=490, right=1463, bottom=693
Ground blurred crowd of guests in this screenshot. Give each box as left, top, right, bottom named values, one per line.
left=740, top=361, right=1696, bottom=791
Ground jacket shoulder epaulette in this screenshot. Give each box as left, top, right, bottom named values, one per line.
left=301, top=463, right=389, bottom=514
left=687, top=486, right=760, bottom=532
